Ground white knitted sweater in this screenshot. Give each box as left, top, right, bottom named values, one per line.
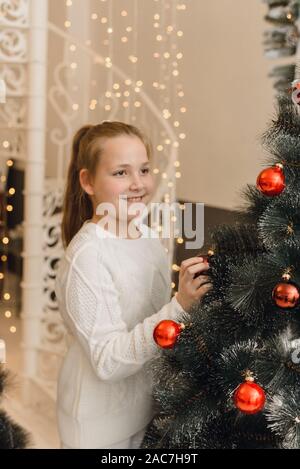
left=55, top=220, right=187, bottom=448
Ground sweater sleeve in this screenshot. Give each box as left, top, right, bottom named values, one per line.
left=63, top=242, right=187, bottom=383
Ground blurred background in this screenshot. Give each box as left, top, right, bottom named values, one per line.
left=0, top=0, right=298, bottom=448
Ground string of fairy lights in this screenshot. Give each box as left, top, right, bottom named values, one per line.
left=63, top=0, right=188, bottom=292
left=0, top=151, right=17, bottom=335
left=150, top=1, right=187, bottom=283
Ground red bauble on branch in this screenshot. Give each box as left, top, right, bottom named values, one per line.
left=153, top=320, right=185, bottom=349
left=256, top=164, right=285, bottom=196
left=291, top=79, right=300, bottom=106
left=234, top=374, right=266, bottom=415
left=272, top=282, right=300, bottom=309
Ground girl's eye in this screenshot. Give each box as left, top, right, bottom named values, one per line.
left=114, top=168, right=150, bottom=176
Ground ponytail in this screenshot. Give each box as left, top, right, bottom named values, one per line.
left=61, top=125, right=93, bottom=249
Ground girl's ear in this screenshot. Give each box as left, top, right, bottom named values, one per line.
left=79, top=168, right=95, bottom=196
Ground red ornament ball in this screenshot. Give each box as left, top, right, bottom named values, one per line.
left=256, top=165, right=285, bottom=197
left=234, top=381, right=266, bottom=415
left=153, top=320, right=184, bottom=349
left=292, top=79, right=300, bottom=106
left=272, top=282, right=300, bottom=309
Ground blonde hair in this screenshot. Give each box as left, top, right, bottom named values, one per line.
left=61, top=121, right=153, bottom=249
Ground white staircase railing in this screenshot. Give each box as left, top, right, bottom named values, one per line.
left=0, top=0, right=29, bottom=176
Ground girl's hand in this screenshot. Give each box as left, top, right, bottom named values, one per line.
left=175, top=256, right=212, bottom=312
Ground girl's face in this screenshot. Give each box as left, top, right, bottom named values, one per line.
left=80, top=134, right=155, bottom=224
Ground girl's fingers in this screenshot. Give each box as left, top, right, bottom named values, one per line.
left=180, top=257, right=204, bottom=276
left=196, top=283, right=213, bottom=298
left=193, top=275, right=210, bottom=288
left=184, top=262, right=210, bottom=277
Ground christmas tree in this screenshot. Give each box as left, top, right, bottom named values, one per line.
left=0, top=195, right=30, bottom=449
left=142, top=93, right=300, bottom=449
left=0, top=366, right=30, bottom=449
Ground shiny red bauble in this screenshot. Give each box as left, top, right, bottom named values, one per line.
left=292, top=79, right=300, bottom=106
left=153, top=320, right=185, bottom=349
left=233, top=381, right=266, bottom=415
left=272, top=282, right=300, bottom=309
left=256, top=165, right=285, bottom=196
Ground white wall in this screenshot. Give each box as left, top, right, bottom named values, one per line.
left=176, top=0, right=285, bottom=209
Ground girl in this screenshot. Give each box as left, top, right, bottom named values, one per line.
left=55, top=121, right=212, bottom=449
